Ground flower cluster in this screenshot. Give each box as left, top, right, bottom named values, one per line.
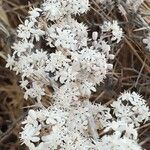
left=21, top=91, right=150, bottom=149
left=20, top=102, right=110, bottom=149
left=5, top=0, right=150, bottom=150
left=42, top=0, right=89, bottom=21
left=46, top=17, right=88, bottom=51
left=6, top=0, right=116, bottom=103
left=111, top=91, right=150, bottom=127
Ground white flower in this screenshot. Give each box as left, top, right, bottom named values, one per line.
left=22, top=110, right=38, bottom=126
left=111, top=91, right=150, bottom=126
left=12, top=40, right=34, bottom=56
left=24, top=82, right=45, bottom=102
left=101, top=20, right=123, bottom=43
left=77, top=47, right=108, bottom=85
left=28, top=7, right=42, bottom=21
left=79, top=81, right=96, bottom=97
left=67, top=104, right=90, bottom=132
left=46, top=51, right=70, bottom=73
left=20, top=124, right=41, bottom=143
left=20, top=79, right=29, bottom=89
left=143, top=33, right=150, bottom=51
left=17, top=19, right=35, bottom=39
left=111, top=21, right=123, bottom=43
left=6, top=54, right=16, bottom=70
left=101, top=21, right=112, bottom=32
left=53, top=83, right=80, bottom=107
left=17, top=19, right=45, bottom=41
left=42, top=0, right=62, bottom=21
left=55, top=66, right=78, bottom=84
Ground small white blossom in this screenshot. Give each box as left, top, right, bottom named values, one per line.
left=28, top=7, right=42, bottom=21
left=101, top=20, right=123, bottom=43
left=12, top=40, right=34, bottom=56
left=17, top=19, right=45, bottom=41
left=20, top=124, right=41, bottom=144
left=6, top=54, right=16, bottom=70
left=143, top=33, right=150, bottom=51
left=24, top=82, right=45, bottom=102
left=20, top=79, right=29, bottom=89
left=79, top=81, right=96, bottom=97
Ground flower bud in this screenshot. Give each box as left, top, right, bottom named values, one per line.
left=92, top=31, right=98, bottom=41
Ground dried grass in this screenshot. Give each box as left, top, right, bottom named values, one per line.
left=0, top=0, right=149, bottom=149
